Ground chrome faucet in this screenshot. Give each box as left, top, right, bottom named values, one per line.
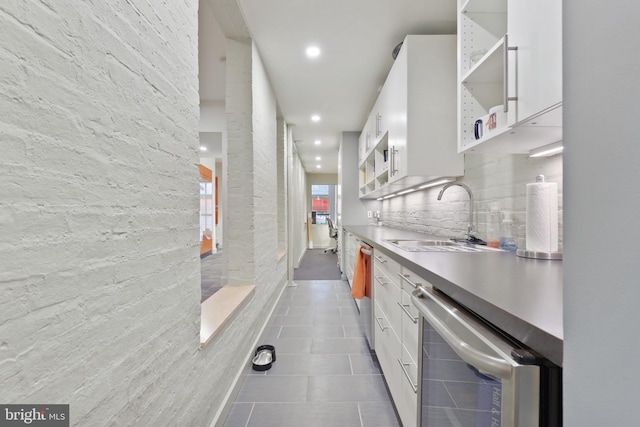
left=437, top=182, right=476, bottom=239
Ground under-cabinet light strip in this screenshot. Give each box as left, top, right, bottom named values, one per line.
left=376, top=178, right=457, bottom=201
left=529, top=141, right=564, bottom=158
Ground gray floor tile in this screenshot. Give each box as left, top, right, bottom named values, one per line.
left=257, top=338, right=312, bottom=355
left=285, top=306, right=341, bottom=316
left=340, top=305, right=359, bottom=316
left=350, top=354, right=383, bottom=375
left=270, top=314, right=314, bottom=326
left=273, top=305, right=289, bottom=316
left=236, top=375, right=309, bottom=403
left=246, top=402, right=361, bottom=427
left=314, top=312, right=360, bottom=325
left=254, top=354, right=352, bottom=376
left=289, top=294, right=339, bottom=306
left=308, top=374, right=391, bottom=402
left=359, top=401, right=401, bottom=427
left=279, top=324, right=345, bottom=339
left=223, top=280, right=397, bottom=426
left=335, top=298, right=358, bottom=307
left=310, top=337, right=370, bottom=354
left=260, top=326, right=282, bottom=341
left=222, top=402, right=253, bottom=427
left=344, top=324, right=365, bottom=338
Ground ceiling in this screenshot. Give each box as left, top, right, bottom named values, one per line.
left=199, top=0, right=456, bottom=173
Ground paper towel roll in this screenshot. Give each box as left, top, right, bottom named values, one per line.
left=526, top=179, right=559, bottom=252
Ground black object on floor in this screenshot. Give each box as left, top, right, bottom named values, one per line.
left=252, top=345, right=276, bottom=371
left=294, top=249, right=341, bottom=280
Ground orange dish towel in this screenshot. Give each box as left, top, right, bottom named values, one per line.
left=351, top=245, right=372, bottom=299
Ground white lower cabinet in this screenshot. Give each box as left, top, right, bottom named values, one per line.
left=398, top=345, right=419, bottom=427
left=373, top=254, right=420, bottom=426
left=373, top=300, right=402, bottom=405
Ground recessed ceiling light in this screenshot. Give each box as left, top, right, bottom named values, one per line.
left=311, top=115, right=321, bottom=122
left=314, top=140, right=321, bottom=145
left=315, top=156, right=321, bottom=161
left=316, top=164, right=322, bottom=169
left=306, top=46, right=321, bottom=58
left=200, top=146, right=207, bottom=151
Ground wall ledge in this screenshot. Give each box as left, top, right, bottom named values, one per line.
left=200, top=284, right=255, bottom=347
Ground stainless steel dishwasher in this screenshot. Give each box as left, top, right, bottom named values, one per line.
left=411, top=285, right=562, bottom=427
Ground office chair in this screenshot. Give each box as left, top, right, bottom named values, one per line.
left=324, top=218, right=338, bottom=253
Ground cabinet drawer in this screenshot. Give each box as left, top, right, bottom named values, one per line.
left=397, top=345, right=419, bottom=427
left=373, top=300, right=401, bottom=379
left=374, top=277, right=402, bottom=340
left=399, top=266, right=432, bottom=292
left=400, top=288, right=420, bottom=358
left=373, top=252, right=401, bottom=283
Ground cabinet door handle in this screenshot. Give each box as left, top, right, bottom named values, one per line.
left=503, top=33, right=519, bottom=113
left=397, top=301, right=418, bottom=324
left=397, top=359, right=418, bottom=393
left=390, top=146, right=398, bottom=176
left=375, top=316, right=388, bottom=331
left=375, top=276, right=389, bottom=287
left=373, top=255, right=387, bottom=263
left=398, top=273, right=420, bottom=289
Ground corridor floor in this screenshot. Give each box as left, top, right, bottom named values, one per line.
left=222, top=280, right=401, bottom=427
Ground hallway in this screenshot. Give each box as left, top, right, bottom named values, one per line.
left=223, top=280, right=400, bottom=426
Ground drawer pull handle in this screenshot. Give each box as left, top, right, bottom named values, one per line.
left=397, top=359, right=418, bottom=393
left=397, top=301, right=418, bottom=324
left=375, top=316, right=388, bottom=331
left=375, top=276, right=389, bottom=287
left=374, top=255, right=387, bottom=263
left=398, top=273, right=420, bottom=289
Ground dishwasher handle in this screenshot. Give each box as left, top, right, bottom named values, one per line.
left=411, top=289, right=514, bottom=380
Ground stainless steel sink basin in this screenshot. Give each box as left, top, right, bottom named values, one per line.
left=384, top=239, right=500, bottom=253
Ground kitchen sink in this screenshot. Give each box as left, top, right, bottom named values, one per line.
left=384, top=239, right=501, bottom=253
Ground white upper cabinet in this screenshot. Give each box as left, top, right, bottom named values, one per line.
left=458, top=0, right=562, bottom=154
left=508, top=0, right=562, bottom=123
left=359, top=35, right=464, bottom=199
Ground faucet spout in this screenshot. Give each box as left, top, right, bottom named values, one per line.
left=437, top=182, right=475, bottom=237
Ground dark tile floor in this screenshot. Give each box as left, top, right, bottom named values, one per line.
left=201, top=251, right=226, bottom=302
left=223, top=280, right=400, bottom=427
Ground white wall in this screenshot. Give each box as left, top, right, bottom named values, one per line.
left=563, top=1, right=640, bottom=425
left=291, top=147, right=308, bottom=267
left=0, top=2, right=218, bottom=425
left=200, top=100, right=227, bottom=132
left=0, top=2, right=288, bottom=425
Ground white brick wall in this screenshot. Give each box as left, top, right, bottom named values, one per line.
left=382, top=153, right=563, bottom=249
left=0, top=2, right=286, bottom=426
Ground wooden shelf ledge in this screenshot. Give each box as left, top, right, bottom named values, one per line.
left=200, top=284, right=256, bottom=347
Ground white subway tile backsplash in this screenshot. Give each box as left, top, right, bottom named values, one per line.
left=382, top=153, right=563, bottom=249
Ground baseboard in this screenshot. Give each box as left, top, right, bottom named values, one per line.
left=296, top=247, right=306, bottom=268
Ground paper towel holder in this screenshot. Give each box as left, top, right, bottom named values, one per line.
left=518, top=174, right=562, bottom=260
left=516, top=249, right=562, bottom=260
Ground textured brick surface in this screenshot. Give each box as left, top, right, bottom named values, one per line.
left=0, top=2, right=285, bottom=426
